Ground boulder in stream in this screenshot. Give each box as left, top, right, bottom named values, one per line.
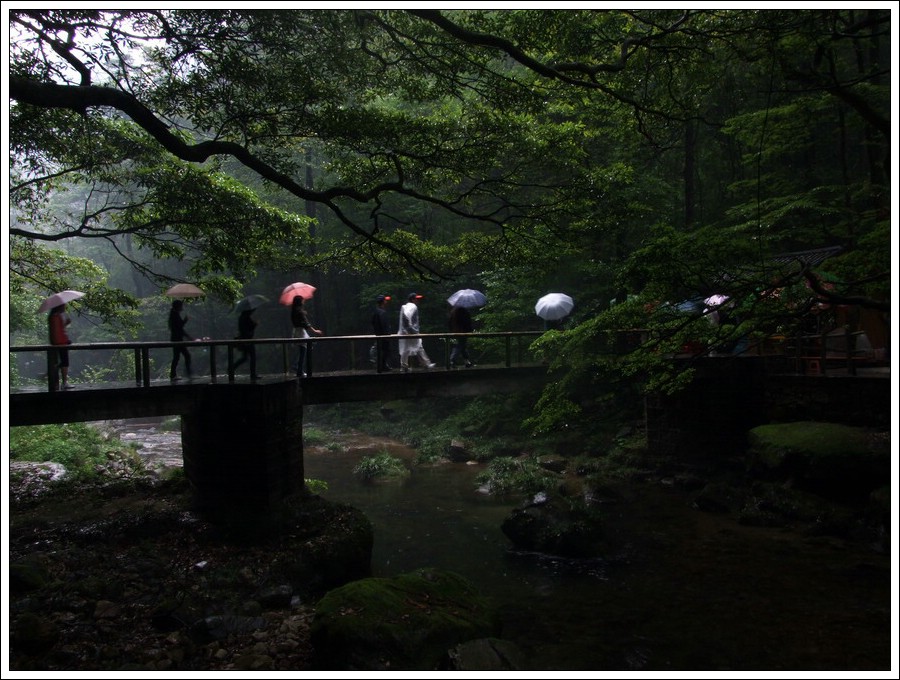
left=310, top=567, right=500, bottom=670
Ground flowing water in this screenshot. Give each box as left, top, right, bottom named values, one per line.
left=120, top=419, right=892, bottom=671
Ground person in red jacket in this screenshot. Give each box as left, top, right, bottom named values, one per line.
left=48, top=303, right=72, bottom=389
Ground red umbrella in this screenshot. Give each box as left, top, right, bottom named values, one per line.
left=279, top=282, right=317, bottom=305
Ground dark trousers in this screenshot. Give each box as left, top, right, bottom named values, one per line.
left=170, top=346, right=192, bottom=378
left=450, top=337, right=470, bottom=365
left=233, top=344, right=257, bottom=378
left=375, top=336, right=392, bottom=371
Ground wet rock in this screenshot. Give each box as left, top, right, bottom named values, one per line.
left=746, top=422, right=889, bottom=501
left=12, top=612, right=60, bottom=656
left=447, top=439, right=471, bottom=462
left=538, top=455, right=567, bottom=473
left=257, top=584, right=294, bottom=610
left=693, top=481, right=743, bottom=514
left=440, top=637, right=527, bottom=670
left=311, top=567, right=499, bottom=670
left=191, top=615, right=268, bottom=643
left=234, top=652, right=275, bottom=670
left=9, top=560, right=51, bottom=595
left=93, top=600, right=121, bottom=619
left=501, top=494, right=604, bottom=558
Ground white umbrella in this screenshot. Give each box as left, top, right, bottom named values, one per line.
left=535, top=293, right=574, bottom=321
left=704, top=294, right=729, bottom=308
left=235, top=295, right=269, bottom=313
left=38, top=290, right=85, bottom=313
left=447, top=289, right=487, bottom=308
left=165, top=283, right=205, bottom=298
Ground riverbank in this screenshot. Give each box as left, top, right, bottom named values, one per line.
left=8, top=475, right=321, bottom=671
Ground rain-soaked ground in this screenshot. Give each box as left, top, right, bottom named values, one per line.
left=113, top=418, right=892, bottom=671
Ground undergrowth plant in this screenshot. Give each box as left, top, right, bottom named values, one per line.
left=475, top=454, right=554, bottom=496
left=353, top=450, right=409, bottom=480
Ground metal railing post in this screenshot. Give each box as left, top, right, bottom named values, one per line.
left=47, top=349, right=59, bottom=392
left=134, top=348, right=142, bottom=385
left=209, top=342, right=218, bottom=383
left=141, top=348, right=150, bottom=387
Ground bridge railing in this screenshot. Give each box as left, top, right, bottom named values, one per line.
left=9, top=331, right=545, bottom=391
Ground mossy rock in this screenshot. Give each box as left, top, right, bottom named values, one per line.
left=280, top=497, right=374, bottom=597
left=311, top=568, right=500, bottom=670
left=501, top=495, right=604, bottom=558
left=746, top=422, right=889, bottom=501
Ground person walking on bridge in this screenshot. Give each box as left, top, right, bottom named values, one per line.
left=371, top=294, right=394, bottom=372
left=48, top=303, right=73, bottom=390
left=448, top=304, right=475, bottom=368
left=291, top=295, right=323, bottom=377
left=398, top=293, right=436, bottom=372
left=168, top=299, right=193, bottom=381
left=232, top=308, right=259, bottom=381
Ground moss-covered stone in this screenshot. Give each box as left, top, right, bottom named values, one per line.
left=501, top=494, right=604, bottom=558
left=746, top=422, right=889, bottom=501
left=311, top=568, right=500, bottom=670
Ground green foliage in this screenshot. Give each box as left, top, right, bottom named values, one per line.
left=9, top=238, right=141, bottom=336
left=305, top=478, right=329, bottom=495
left=352, top=451, right=410, bottom=480
left=475, top=455, right=555, bottom=496
left=413, top=433, right=451, bottom=465
left=158, top=417, right=182, bottom=432
left=9, top=423, right=143, bottom=481
left=303, top=427, right=331, bottom=447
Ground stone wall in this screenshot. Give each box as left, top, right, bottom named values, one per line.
left=645, top=358, right=890, bottom=458
left=181, top=381, right=305, bottom=511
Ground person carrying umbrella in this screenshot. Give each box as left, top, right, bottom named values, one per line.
left=371, top=294, right=393, bottom=372
left=168, top=299, right=193, bottom=381
left=398, top=293, right=436, bottom=372
left=231, top=307, right=259, bottom=381
left=48, top=303, right=73, bottom=390
left=290, top=295, right=323, bottom=377
left=448, top=303, right=475, bottom=368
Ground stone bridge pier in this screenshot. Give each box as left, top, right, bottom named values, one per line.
left=180, top=381, right=305, bottom=512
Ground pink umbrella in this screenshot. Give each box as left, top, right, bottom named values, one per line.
left=279, top=282, right=317, bottom=305
left=38, top=290, right=86, bottom=313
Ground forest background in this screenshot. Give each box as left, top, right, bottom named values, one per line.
left=5, top=8, right=894, bottom=437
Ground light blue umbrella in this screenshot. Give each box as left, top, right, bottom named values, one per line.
left=448, top=289, right=487, bottom=308
left=535, top=293, right=574, bottom=321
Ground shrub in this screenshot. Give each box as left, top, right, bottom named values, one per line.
left=303, top=427, right=330, bottom=446
left=305, top=478, right=329, bottom=495
left=475, top=455, right=554, bottom=496
left=353, top=451, right=409, bottom=480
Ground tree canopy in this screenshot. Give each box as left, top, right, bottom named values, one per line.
left=7, top=9, right=891, bottom=428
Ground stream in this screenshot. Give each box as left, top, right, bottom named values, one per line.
left=114, top=417, right=892, bottom=671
